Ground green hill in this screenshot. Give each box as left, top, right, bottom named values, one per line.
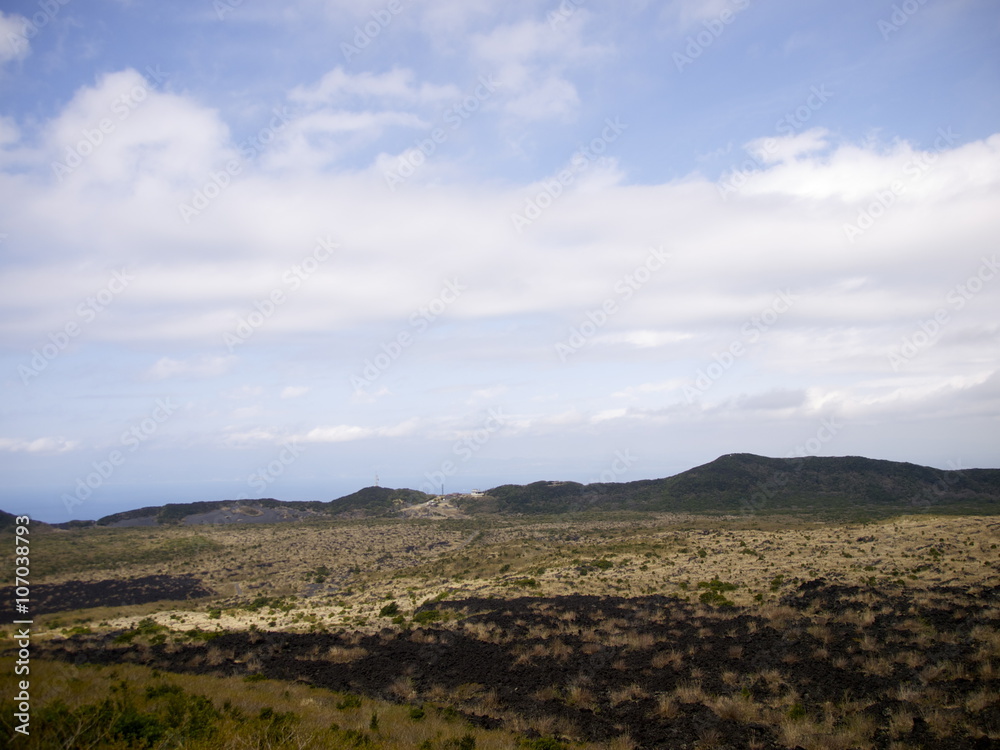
left=12, top=454, right=1000, bottom=526
left=326, top=486, right=432, bottom=516
left=470, top=454, right=1000, bottom=516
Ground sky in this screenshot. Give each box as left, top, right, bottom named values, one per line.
left=1, top=0, right=998, bottom=523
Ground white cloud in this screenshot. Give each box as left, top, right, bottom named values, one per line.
left=503, top=75, right=579, bottom=122
left=467, top=385, right=508, bottom=403
left=591, top=408, right=628, bottom=423
left=264, top=67, right=462, bottom=169
left=598, top=330, right=694, bottom=349
left=0, top=12, right=30, bottom=65
left=350, top=386, right=391, bottom=404
left=658, top=0, right=747, bottom=34
left=417, top=0, right=497, bottom=36
left=745, top=128, right=832, bottom=166
left=2, top=110, right=998, bottom=368
left=734, top=131, right=1000, bottom=203
left=1, top=69, right=998, bottom=477
left=0, top=116, right=20, bottom=146
left=0, top=436, right=79, bottom=453
left=470, top=15, right=608, bottom=122
left=290, top=67, right=460, bottom=107
left=145, top=356, right=235, bottom=380
left=613, top=379, right=688, bottom=399
left=296, top=418, right=419, bottom=443
left=222, top=428, right=279, bottom=446
left=280, top=386, right=310, bottom=399
left=41, top=69, right=234, bottom=189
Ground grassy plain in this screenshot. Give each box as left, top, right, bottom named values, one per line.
left=2, top=511, right=998, bottom=748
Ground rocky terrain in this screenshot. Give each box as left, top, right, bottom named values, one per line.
left=3, top=508, right=999, bottom=748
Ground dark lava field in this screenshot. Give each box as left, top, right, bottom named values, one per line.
left=40, top=580, right=1000, bottom=749
left=2, top=574, right=214, bottom=616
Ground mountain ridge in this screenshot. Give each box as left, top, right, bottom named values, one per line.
left=10, top=453, right=1000, bottom=527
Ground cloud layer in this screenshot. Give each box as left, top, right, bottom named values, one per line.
left=1, top=0, right=998, bottom=521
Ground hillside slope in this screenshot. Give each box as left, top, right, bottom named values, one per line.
left=16, top=454, right=1000, bottom=526
left=470, top=454, right=1000, bottom=516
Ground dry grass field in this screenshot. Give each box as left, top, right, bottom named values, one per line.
left=3, top=512, right=999, bottom=748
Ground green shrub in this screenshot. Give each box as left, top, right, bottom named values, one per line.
left=576, top=558, right=614, bottom=575
left=144, top=683, right=183, bottom=698
left=699, top=590, right=735, bottom=607
left=113, top=617, right=169, bottom=644
left=255, top=707, right=300, bottom=745
left=697, top=577, right=737, bottom=593
left=340, top=728, right=375, bottom=747
left=509, top=578, right=539, bottom=588
left=519, top=738, right=567, bottom=750
left=413, top=609, right=442, bottom=625
left=33, top=682, right=220, bottom=747
left=336, top=693, right=363, bottom=710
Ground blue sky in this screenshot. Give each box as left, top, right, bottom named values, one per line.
left=1, top=0, right=998, bottom=522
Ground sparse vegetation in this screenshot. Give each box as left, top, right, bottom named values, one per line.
left=3, top=509, right=999, bottom=748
